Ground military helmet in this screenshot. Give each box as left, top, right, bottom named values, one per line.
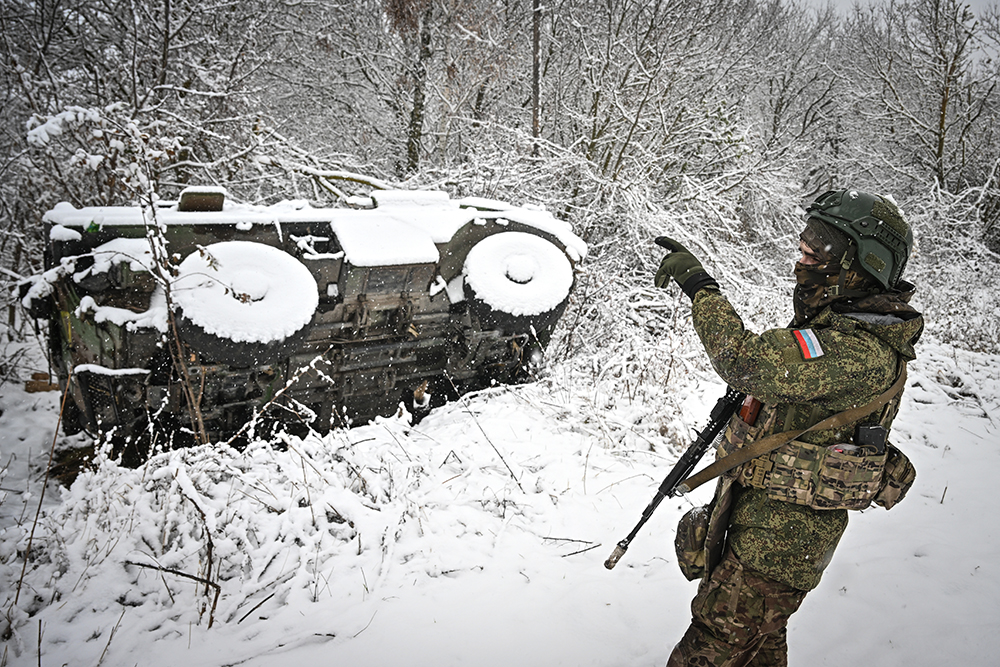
left=804, top=188, right=912, bottom=289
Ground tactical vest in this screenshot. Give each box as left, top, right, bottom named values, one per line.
left=718, top=392, right=914, bottom=511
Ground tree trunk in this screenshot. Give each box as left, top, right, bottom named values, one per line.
left=406, top=7, right=434, bottom=175
left=532, top=0, right=541, bottom=156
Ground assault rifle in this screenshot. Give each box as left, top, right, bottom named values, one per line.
left=604, top=387, right=746, bottom=570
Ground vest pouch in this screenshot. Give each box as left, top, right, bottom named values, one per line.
left=744, top=440, right=887, bottom=511
left=674, top=504, right=712, bottom=581
left=873, top=443, right=916, bottom=509
left=719, top=405, right=774, bottom=458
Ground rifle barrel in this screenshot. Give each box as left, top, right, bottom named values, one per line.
left=604, top=387, right=744, bottom=570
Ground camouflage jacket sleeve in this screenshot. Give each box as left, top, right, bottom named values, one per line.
left=690, top=288, right=899, bottom=419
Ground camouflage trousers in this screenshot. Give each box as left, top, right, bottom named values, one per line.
left=667, top=549, right=807, bottom=667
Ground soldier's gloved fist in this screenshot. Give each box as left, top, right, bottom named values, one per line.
left=654, top=237, right=702, bottom=287
left=654, top=236, right=719, bottom=300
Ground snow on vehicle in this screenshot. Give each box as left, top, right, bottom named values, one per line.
left=23, top=187, right=587, bottom=448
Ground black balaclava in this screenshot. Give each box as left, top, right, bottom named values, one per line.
left=792, top=218, right=878, bottom=324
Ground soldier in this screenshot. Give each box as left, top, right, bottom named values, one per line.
left=654, top=188, right=924, bottom=666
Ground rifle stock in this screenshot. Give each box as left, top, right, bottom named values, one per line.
left=604, top=387, right=745, bottom=570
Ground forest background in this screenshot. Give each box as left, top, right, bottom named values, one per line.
left=2, top=0, right=1000, bottom=368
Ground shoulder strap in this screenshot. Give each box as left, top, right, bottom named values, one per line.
left=676, top=365, right=908, bottom=495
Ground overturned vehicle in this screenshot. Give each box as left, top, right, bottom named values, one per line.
left=24, top=188, right=586, bottom=448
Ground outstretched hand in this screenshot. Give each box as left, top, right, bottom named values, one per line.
left=655, top=236, right=704, bottom=288
left=653, top=236, right=718, bottom=299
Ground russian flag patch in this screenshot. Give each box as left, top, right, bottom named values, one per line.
left=792, top=329, right=825, bottom=360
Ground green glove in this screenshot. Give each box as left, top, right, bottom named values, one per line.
left=654, top=236, right=718, bottom=299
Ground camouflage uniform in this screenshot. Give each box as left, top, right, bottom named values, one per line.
left=667, top=286, right=923, bottom=667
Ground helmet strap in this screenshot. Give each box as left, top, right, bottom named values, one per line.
left=839, top=245, right=856, bottom=272
left=829, top=246, right=868, bottom=298
left=827, top=243, right=871, bottom=299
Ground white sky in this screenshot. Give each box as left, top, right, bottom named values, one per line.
left=813, top=0, right=994, bottom=14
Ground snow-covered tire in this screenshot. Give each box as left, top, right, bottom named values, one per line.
left=172, top=241, right=319, bottom=367
left=462, top=232, right=574, bottom=336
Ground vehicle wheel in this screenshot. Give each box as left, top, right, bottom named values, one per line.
left=172, top=241, right=319, bottom=367
left=462, top=232, right=574, bottom=337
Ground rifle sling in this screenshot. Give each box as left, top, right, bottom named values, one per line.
left=676, top=366, right=907, bottom=495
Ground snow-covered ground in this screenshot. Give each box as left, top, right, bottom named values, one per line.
left=1, top=338, right=997, bottom=666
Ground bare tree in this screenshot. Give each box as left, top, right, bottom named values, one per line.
left=847, top=0, right=999, bottom=194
